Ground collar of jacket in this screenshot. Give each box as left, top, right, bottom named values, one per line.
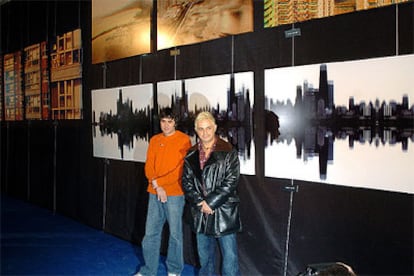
left=185, top=137, right=234, bottom=183
left=189, top=136, right=233, bottom=153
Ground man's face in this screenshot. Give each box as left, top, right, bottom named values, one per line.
left=160, top=117, right=176, bottom=136
left=195, top=118, right=217, bottom=145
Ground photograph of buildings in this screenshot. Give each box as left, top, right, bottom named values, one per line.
left=50, top=29, right=83, bottom=120
left=91, top=72, right=254, bottom=174
left=158, top=72, right=255, bottom=175
left=264, top=0, right=410, bottom=28
left=23, top=43, right=42, bottom=120
left=92, top=83, right=153, bottom=162
left=264, top=54, right=414, bottom=194
left=3, top=51, right=23, bottom=121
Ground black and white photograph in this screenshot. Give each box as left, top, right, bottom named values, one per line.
left=265, top=54, right=414, bottom=194
left=92, top=83, right=153, bottom=162
left=157, top=72, right=254, bottom=174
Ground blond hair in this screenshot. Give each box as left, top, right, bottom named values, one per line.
left=194, top=111, right=216, bottom=128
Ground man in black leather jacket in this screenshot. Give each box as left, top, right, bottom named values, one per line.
left=182, top=111, right=241, bottom=276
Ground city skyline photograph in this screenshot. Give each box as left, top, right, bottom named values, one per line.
left=158, top=72, right=255, bottom=175
left=91, top=71, right=255, bottom=175
left=264, top=54, right=414, bottom=194
left=92, top=83, right=153, bottom=162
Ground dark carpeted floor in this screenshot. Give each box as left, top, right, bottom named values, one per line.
left=1, top=195, right=198, bottom=275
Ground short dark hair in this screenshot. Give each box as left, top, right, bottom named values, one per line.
left=159, top=107, right=177, bottom=121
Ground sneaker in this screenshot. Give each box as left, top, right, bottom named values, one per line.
left=133, top=272, right=143, bottom=276
left=168, top=273, right=180, bottom=276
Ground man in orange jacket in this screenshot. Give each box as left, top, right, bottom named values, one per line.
left=136, top=108, right=191, bottom=276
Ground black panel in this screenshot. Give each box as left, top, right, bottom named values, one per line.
left=175, top=44, right=203, bottom=80
left=288, top=181, right=413, bottom=275
left=1, top=1, right=26, bottom=52
left=2, top=122, right=28, bottom=199
left=105, top=57, right=144, bottom=89
left=55, top=121, right=103, bottom=229
left=53, top=1, right=82, bottom=36
left=237, top=177, right=413, bottom=275
left=104, top=159, right=147, bottom=244
left=238, top=176, right=292, bottom=275
left=87, top=63, right=106, bottom=90
left=398, top=2, right=414, bottom=55
left=233, top=28, right=292, bottom=72
left=0, top=123, right=6, bottom=192
left=198, top=37, right=233, bottom=77
left=55, top=122, right=82, bottom=217
left=294, top=5, right=398, bottom=65
left=27, top=121, right=55, bottom=209
left=175, top=37, right=233, bottom=80
left=142, top=50, right=175, bottom=83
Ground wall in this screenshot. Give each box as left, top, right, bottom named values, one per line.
left=1, top=1, right=413, bottom=275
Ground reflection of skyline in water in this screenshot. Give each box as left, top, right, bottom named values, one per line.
left=92, top=88, right=152, bottom=160
left=92, top=75, right=254, bottom=167
left=265, top=64, right=414, bottom=180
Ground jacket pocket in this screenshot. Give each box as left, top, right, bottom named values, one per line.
left=214, top=202, right=241, bottom=235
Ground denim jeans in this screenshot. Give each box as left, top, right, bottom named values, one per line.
left=196, top=232, right=240, bottom=276
left=140, top=194, right=185, bottom=276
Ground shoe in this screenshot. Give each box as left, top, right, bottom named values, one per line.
left=133, top=272, right=143, bottom=276
left=168, top=273, right=180, bottom=276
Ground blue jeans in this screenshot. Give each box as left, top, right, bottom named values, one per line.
left=140, top=194, right=185, bottom=276
left=196, top=232, right=240, bottom=276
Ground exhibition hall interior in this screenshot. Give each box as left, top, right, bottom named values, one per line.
left=1, top=0, right=413, bottom=275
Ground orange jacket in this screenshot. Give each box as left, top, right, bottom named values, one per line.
left=145, top=130, right=191, bottom=196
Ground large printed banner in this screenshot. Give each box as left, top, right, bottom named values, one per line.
left=3, top=51, right=23, bottom=121
left=157, top=0, right=253, bottom=50
left=157, top=72, right=255, bottom=175
left=264, top=54, right=414, bottom=194
left=92, top=84, right=153, bottom=162
left=92, top=0, right=152, bottom=64
left=2, top=28, right=82, bottom=121
left=91, top=72, right=255, bottom=175
left=91, top=0, right=253, bottom=63
left=264, top=0, right=410, bottom=28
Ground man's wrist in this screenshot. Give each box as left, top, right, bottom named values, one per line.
left=151, top=179, right=158, bottom=189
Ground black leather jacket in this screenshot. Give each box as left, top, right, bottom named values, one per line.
left=182, top=137, right=242, bottom=237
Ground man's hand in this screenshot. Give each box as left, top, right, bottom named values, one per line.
left=198, top=200, right=214, bottom=215
left=156, top=187, right=167, bottom=203
left=152, top=179, right=167, bottom=203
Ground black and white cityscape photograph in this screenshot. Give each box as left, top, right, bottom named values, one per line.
left=157, top=72, right=255, bottom=175
left=264, top=54, right=414, bottom=194
left=91, top=72, right=254, bottom=174
left=92, top=83, right=153, bottom=162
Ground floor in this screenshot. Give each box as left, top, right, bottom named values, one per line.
left=1, top=195, right=198, bottom=275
